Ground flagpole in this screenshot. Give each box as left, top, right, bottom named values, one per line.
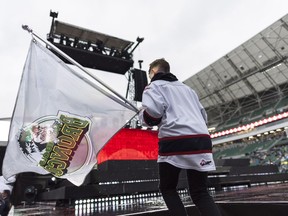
left=22, top=25, right=139, bottom=113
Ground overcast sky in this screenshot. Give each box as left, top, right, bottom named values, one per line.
left=1, top=0, right=288, bottom=139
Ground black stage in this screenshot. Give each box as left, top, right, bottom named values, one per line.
left=7, top=159, right=288, bottom=215
left=9, top=182, right=288, bottom=216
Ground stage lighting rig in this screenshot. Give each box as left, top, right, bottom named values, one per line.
left=47, top=11, right=144, bottom=75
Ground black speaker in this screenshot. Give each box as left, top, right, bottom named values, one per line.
left=132, top=69, right=148, bottom=102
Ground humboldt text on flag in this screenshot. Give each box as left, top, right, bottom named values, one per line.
left=2, top=40, right=137, bottom=186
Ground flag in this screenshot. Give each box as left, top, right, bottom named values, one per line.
left=2, top=40, right=137, bottom=186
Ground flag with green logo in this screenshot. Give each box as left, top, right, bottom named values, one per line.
left=2, top=40, right=137, bottom=186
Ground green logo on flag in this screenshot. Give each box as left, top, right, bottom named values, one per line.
left=18, top=111, right=92, bottom=177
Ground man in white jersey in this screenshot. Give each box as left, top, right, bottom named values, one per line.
left=139, top=58, right=221, bottom=216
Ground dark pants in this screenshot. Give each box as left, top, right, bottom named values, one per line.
left=159, top=162, right=221, bottom=216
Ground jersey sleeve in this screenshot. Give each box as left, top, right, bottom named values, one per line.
left=138, top=84, right=164, bottom=126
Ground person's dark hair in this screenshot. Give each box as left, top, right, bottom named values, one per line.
left=149, top=58, right=170, bottom=73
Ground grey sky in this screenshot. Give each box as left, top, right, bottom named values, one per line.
left=1, top=0, right=288, bottom=121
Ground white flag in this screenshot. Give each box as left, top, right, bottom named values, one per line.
left=2, top=40, right=137, bottom=186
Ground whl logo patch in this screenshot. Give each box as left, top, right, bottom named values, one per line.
left=200, top=159, right=212, bottom=167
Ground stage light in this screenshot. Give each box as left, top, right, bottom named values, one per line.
left=60, top=34, right=64, bottom=45
left=24, top=185, right=37, bottom=204
left=136, top=37, right=144, bottom=43
left=96, top=40, right=104, bottom=53
left=109, top=47, right=115, bottom=56
left=50, top=10, right=58, bottom=19
left=86, top=41, right=92, bottom=50
left=66, top=36, right=72, bottom=46
left=73, top=37, right=79, bottom=48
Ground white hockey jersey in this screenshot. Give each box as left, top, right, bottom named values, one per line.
left=138, top=72, right=216, bottom=171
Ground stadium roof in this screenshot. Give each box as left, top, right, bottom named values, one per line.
left=184, top=13, right=288, bottom=126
